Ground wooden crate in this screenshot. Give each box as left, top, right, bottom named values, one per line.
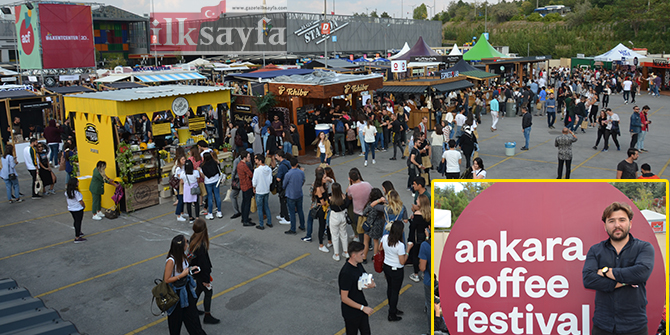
left=124, top=179, right=160, bottom=212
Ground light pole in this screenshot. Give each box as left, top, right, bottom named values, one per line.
left=324, top=0, right=327, bottom=68
left=426, top=5, right=433, bottom=19
left=384, top=23, right=390, bottom=57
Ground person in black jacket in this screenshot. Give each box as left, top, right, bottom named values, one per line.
left=188, top=218, right=220, bottom=324
left=521, top=107, right=532, bottom=150
left=458, top=126, right=477, bottom=169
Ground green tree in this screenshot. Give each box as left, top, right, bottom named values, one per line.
left=353, top=12, right=368, bottom=17
left=414, top=3, right=428, bottom=20
left=108, top=57, right=127, bottom=68
left=370, top=10, right=379, bottom=18
left=381, top=11, right=391, bottom=18
left=520, top=1, right=535, bottom=15
left=489, top=1, right=519, bottom=22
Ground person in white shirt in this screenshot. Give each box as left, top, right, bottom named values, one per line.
left=362, top=117, right=377, bottom=166
left=180, top=160, right=201, bottom=223
left=252, top=154, right=273, bottom=229
left=603, top=108, right=621, bottom=152
left=65, top=178, right=86, bottom=243
left=23, top=138, right=40, bottom=199
left=380, top=220, right=413, bottom=322
left=356, top=118, right=367, bottom=156
left=444, top=111, right=455, bottom=139
left=441, top=140, right=462, bottom=179
left=622, top=78, right=633, bottom=103
left=454, top=109, right=467, bottom=142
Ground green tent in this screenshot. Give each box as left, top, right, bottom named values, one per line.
left=463, top=33, right=506, bottom=61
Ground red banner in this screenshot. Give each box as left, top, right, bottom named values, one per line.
left=40, top=4, right=95, bottom=69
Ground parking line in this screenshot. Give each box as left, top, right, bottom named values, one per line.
left=124, top=253, right=310, bottom=335
left=479, top=134, right=499, bottom=142
left=0, top=211, right=69, bottom=229
left=0, top=212, right=172, bottom=262
left=0, top=187, right=65, bottom=204
left=658, top=157, right=670, bottom=177
left=571, top=150, right=601, bottom=173
left=380, top=167, right=407, bottom=178
left=650, top=106, right=663, bottom=116
left=333, top=284, right=413, bottom=335
left=34, top=229, right=235, bottom=298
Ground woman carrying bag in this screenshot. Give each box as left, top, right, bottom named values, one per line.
left=328, top=182, right=351, bottom=262
left=407, top=194, right=430, bottom=283
left=379, top=220, right=413, bottom=322
left=1, top=144, right=23, bottom=203
left=200, top=153, right=222, bottom=220
left=180, top=160, right=201, bottom=223
left=163, top=235, right=206, bottom=335
left=188, top=219, right=220, bottom=324
left=89, top=161, right=119, bottom=221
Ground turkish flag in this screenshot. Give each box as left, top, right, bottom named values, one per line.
left=200, top=0, right=226, bottom=19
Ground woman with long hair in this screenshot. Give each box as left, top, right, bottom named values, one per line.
left=89, top=161, right=118, bottom=221
left=362, top=115, right=377, bottom=166
left=381, top=181, right=395, bottom=197
left=200, top=152, right=222, bottom=220
left=181, top=160, right=201, bottom=223
left=163, top=235, right=206, bottom=335
left=1, top=144, right=23, bottom=203
left=430, top=125, right=445, bottom=169
left=362, top=188, right=385, bottom=261
left=188, top=218, right=219, bottom=324
left=380, top=220, right=413, bottom=321
left=472, top=157, right=487, bottom=179
left=356, top=115, right=367, bottom=156
left=302, top=167, right=324, bottom=243
left=265, top=127, right=279, bottom=157
left=173, top=153, right=187, bottom=221
left=189, top=146, right=206, bottom=212
left=594, top=110, right=608, bottom=150
left=328, top=182, right=351, bottom=261
left=313, top=171, right=332, bottom=252
left=66, top=177, right=86, bottom=243
left=282, top=129, right=293, bottom=155
left=37, top=143, right=56, bottom=195
left=315, top=131, right=333, bottom=165
left=408, top=194, right=430, bottom=283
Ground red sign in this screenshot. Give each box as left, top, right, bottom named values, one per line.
left=39, top=4, right=95, bottom=69
left=320, top=22, right=331, bottom=35
left=439, top=183, right=665, bottom=335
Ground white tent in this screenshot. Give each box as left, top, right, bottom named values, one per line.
left=448, top=43, right=462, bottom=56
left=434, top=209, right=452, bottom=228
left=641, top=209, right=666, bottom=233
left=389, top=42, right=411, bottom=60
left=187, top=58, right=211, bottom=67
left=594, top=43, right=645, bottom=62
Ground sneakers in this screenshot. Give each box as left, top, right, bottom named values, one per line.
left=409, top=273, right=421, bottom=282
left=592, top=146, right=597, bottom=150
left=343, top=252, right=350, bottom=259
left=520, top=147, right=528, bottom=151
left=284, top=230, right=297, bottom=235
left=301, top=236, right=312, bottom=242
left=97, top=211, right=105, bottom=218
left=92, top=214, right=102, bottom=221
left=364, top=160, right=368, bottom=167
left=203, top=314, right=220, bottom=324
left=230, top=213, right=241, bottom=219
left=205, top=213, right=214, bottom=220
left=319, top=245, right=329, bottom=253
left=279, top=218, right=291, bottom=225
left=177, top=216, right=187, bottom=222
left=216, top=211, right=223, bottom=218
left=256, top=225, right=265, bottom=230
left=359, top=153, right=365, bottom=156
left=389, top=157, right=397, bottom=160
left=333, top=254, right=341, bottom=261
left=74, top=237, right=87, bottom=243
left=372, top=159, right=376, bottom=165
left=327, top=242, right=333, bottom=247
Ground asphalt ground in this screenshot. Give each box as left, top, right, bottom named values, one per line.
left=1, top=91, right=667, bottom=335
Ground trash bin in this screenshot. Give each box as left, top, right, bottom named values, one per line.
left=506, top=102, right=516, bottom=117
left=505, top=142, right=516, bottom=156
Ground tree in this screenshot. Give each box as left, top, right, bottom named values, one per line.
left=520, top=1, right=535, bottom=15
left=252, top=93, right=277, bottom=117
left=353, top=12, right=368, bottom=17
left=489, top=1, right=519, bottom=22
left=414, top=3, right=428, bottom=20
left=381, top=11, right=391, bottom=18
left=370, top=10, right=379, bottom=18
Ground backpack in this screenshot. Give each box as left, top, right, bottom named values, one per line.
left=335, top=119, right=345, bottom=133
left=234, top=132, right=243, bottom=147
left=151, top=278, right=179, bottom=316
left=383, top=206, right=405, bottom=234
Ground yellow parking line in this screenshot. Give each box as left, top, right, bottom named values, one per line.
left=0, top=212, right=172, bottom=261
left=650, top=106, right=663, bottom=116
left=479, top=134, right=499, bottom=142
left=0, top=211, right=69, bottom=229
left=659, top=157, right=670, bottom=177
left=124, top=253, right=310, bottom=335
left=571, top=150, right=601, bottom=173
left=34, top=230, right=235, bottom=298
left=334, top=284, right=413, bottom=335
left=380, top=167, right=407, bottom=178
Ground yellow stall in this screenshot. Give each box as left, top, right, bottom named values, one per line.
left=64, top=85, right=231, bottom=212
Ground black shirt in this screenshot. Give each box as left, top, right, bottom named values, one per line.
left=617, top=160, right=638, bottom=179
left=338, top=262, right=368, bottom=319
left=391, top=119, right=401, bottom=133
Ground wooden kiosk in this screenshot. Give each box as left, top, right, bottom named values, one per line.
left=63, top=85, right=231, bottom=212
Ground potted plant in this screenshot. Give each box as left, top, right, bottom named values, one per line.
left=252, top=92, right=277, bottom=117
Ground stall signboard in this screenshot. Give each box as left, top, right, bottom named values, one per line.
left=410, top=55, right=445, bottom=63
left=14, top=4, right=42, bottom=69
left=39, top=4, right=95, bottom=69
left=21, top=101, right=51, bottom=111
left=84, top=123, right=99, bottom=144
left=189, top=116, right=206, bottom=130
left=152, top=122, right=172, bottom=136
left=296, top=106, right=307, bottom=125
left=391, top=60, right=406, bottom=73
left=231, top=111, right=255, bottom=124
left=235, top=104, right=252, bottom=112
left=441, top=70, right=459, bottom=79
left=439, top=183, right=666, bottom=335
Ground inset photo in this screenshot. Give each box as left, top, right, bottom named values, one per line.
left=433, top=181, right=667, bottom=335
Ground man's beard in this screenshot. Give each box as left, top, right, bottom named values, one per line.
left=608, top=228, right=629, bottom=241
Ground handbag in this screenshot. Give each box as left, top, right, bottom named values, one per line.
left=356, top=215, right=367, bottom=234
left=581, top=120, right=588, bottom=129
left=34, top=175, right=43, bottom=194
left=168, top=175, right=180, bottom=190
left=231, top=175, right=240, bottom=190
left=373, top=249, right=384, bottom=273
left=186, top=176, right=201, bottom=195
left=250, top=196, right=257, bottom=213
left=151, top=278, right=179, bottom=316
left=421, top=155, right=432, bottom=169
left=292, top=145, right=299, bottom=156
left=309, top=206, right=320, bottom=219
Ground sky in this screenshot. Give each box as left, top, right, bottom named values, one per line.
left=28, top=0, right=458, bottom=20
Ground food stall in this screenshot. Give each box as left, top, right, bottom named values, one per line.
left=63, top=85, right=232, bottom=212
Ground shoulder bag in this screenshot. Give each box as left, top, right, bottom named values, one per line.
left=373, top=248, right=385, bottom=273
left=186, top=175, right=201, bottom=195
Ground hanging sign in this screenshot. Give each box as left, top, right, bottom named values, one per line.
left=320, top=22, right=331, bottom=35
left=391, top=60, right=407, bottom=73
left=172, top=97, right=189, bottom=116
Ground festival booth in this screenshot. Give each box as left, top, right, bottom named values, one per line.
left=63, top=85, right=232, bottom=212
left=266, top=71, right=383, bottom=155
left=640, top=58, right=669, bottom=93
left=99, top=82, right=148, bottom=91
left=394, top=37, right=444, bottom=77
left=462, top=34, right=506, bottom=62
left=42, top=85, right=97, bottom=122
left=594, top=43, right=645, bottom=65
left=437, top=59, right=499, bottom=83
left=389, top=42, right=411, bottom=60
left=482, top=56, right=552, bottom=85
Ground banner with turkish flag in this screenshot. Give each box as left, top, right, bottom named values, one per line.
left=39, top=4, right=95, bottom=69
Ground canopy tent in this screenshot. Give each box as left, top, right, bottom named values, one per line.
left=448, top=44, right=462, bottom=56
left=389, top=42, right=411, bottom=60
left=594, top=43, right=645, bottom=62
left=437, top=59, right=499, bottom=80
left=463, top=33, right=506, bottom=61
left=374, top=58, right=390, bottom=63
left=134, top=72, right=207, bottom=83
left=352, top=57, right=372, bottom=63
left=394, top=37, right=440, bottom=61
left=187, top=58, right=211, bottom=67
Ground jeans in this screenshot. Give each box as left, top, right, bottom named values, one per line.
left=283, top=142, right=292, bottom=155
left=623, top=90, right=630, bottom=102
left=255, top=193, right=271, bottom=227
left=287, top=197, right=305, bottom=232
left=205, top=182, right=221, bottom=214
left=636, top=130, right=646, bottom=150
left=3, top=177, right=20, bottom=200
left=241, top=189, right=253, bottom=223
left=175, top=194, right=184, bottom=216
left=375, top=132, right=384, bottom=150
left=547, top=112, right=556, bottom=127
left=383, top=264, right=404, bottom=317
left=523, top=126, right=531, bottom=148
left=653, top=85, right=659, bottom=96
left=364, top=142, right=375, bottom=161
left=358, top=131, right=366, bottom=153
left=278, top=188, right=289, bottom=220
left=333, top=133, right=346, bottom=155
left=48, top=143, right=59, bottom=166
left=305, top=207, right=315, bottom=238
left=319, top=152, right=331, bottom=164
